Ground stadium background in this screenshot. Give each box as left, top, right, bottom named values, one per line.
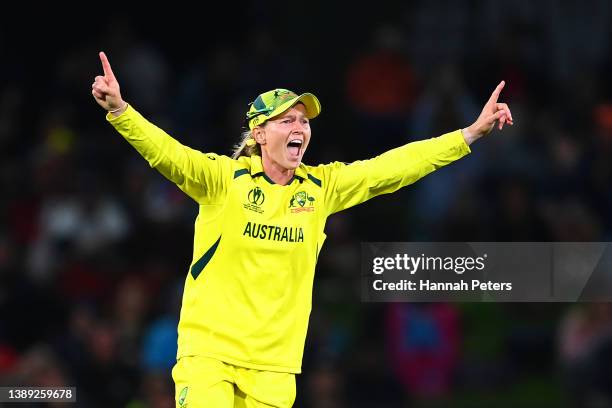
left=1, top=2, right=612, bottom=407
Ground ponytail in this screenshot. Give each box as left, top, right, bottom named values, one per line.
left=232, top=129, right=261, bottom=159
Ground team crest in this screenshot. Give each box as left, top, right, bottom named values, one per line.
left=289, top=191, right=315, bottom=213
left=274, top=89, right=297, bottom=103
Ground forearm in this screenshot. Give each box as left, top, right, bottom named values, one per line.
left=329, top=130, right=471, bottom=213
left=106, top=104, right=200, bottom=186
left=396, top=129, right=471, bottom=180
left=359, top=129, right=470, bottom=191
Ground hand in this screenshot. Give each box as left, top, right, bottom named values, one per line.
left=462, top=80, right=514, bottom=145
left=92, top=51, right=127, bottom=116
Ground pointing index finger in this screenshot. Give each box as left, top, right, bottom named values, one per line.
left=99, top=51, right=115, bottom=80
left=487, top=80, right=505, bottom=105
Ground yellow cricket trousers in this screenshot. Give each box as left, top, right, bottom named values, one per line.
left=172, top=356, right=296, bottom=407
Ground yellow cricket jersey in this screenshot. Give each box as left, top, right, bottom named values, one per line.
left=107, top=104, right=471, bottom=373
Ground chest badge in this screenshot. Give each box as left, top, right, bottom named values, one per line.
left=289, top=191, right=315, bottom=213
left=244, top=187, right=265, bottom=213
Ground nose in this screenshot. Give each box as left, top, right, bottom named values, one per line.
left=291, top=121, right=306, bottom=133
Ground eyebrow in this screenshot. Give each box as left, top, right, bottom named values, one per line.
left=277, top=112, right=308, bottom=121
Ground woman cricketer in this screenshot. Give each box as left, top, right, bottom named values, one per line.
left=92, top=51, right=513, bottom=407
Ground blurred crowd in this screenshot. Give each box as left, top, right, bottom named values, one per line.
left=2, top=1, right=612, bottom=407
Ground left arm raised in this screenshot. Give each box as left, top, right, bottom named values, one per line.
left=321, top=81, right=513, bottom=215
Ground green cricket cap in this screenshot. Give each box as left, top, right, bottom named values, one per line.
left=246, top=88, right=321, bottom=130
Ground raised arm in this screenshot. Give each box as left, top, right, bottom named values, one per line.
left=91, top=52, right=231, bottom=204
left=323, top=81, right=514, bottom=215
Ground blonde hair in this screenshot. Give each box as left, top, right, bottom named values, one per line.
left=232, top=129, right=262, bottom=159
left=234, top=101, right=310, bottom=158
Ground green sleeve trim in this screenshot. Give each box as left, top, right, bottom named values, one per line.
left=191, top=236, right=221, bottom=280
left=233, top=168, right=249, bottom=179
left=307, top=174, right=322, bottom=187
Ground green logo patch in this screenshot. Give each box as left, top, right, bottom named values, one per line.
left=289, top=191, right=315, bottom=213
left=178, top=386, right=188, bottom=407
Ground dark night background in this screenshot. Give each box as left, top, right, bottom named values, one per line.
left=1, top=2, right=612, bottom=407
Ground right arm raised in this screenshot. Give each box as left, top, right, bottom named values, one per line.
left=92, top=52, right=230, bottom=204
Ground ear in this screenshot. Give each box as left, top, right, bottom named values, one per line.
left=253, top=127, right=266, bottom=145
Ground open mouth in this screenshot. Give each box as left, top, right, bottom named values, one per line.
left=287, top=139, right=303, bottom=157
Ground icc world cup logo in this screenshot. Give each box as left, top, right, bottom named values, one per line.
left=248, top=187, right=265, bottom=206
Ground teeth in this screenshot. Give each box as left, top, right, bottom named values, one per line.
left=289, top=139, right=302, bottom=145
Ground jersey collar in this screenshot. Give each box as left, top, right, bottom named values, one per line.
left=249, top=155, right=308, bottom=183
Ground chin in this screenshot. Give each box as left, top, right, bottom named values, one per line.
left=285, top=156, right=303, bottom=169
left=285, top=161, right=300, bottom=170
